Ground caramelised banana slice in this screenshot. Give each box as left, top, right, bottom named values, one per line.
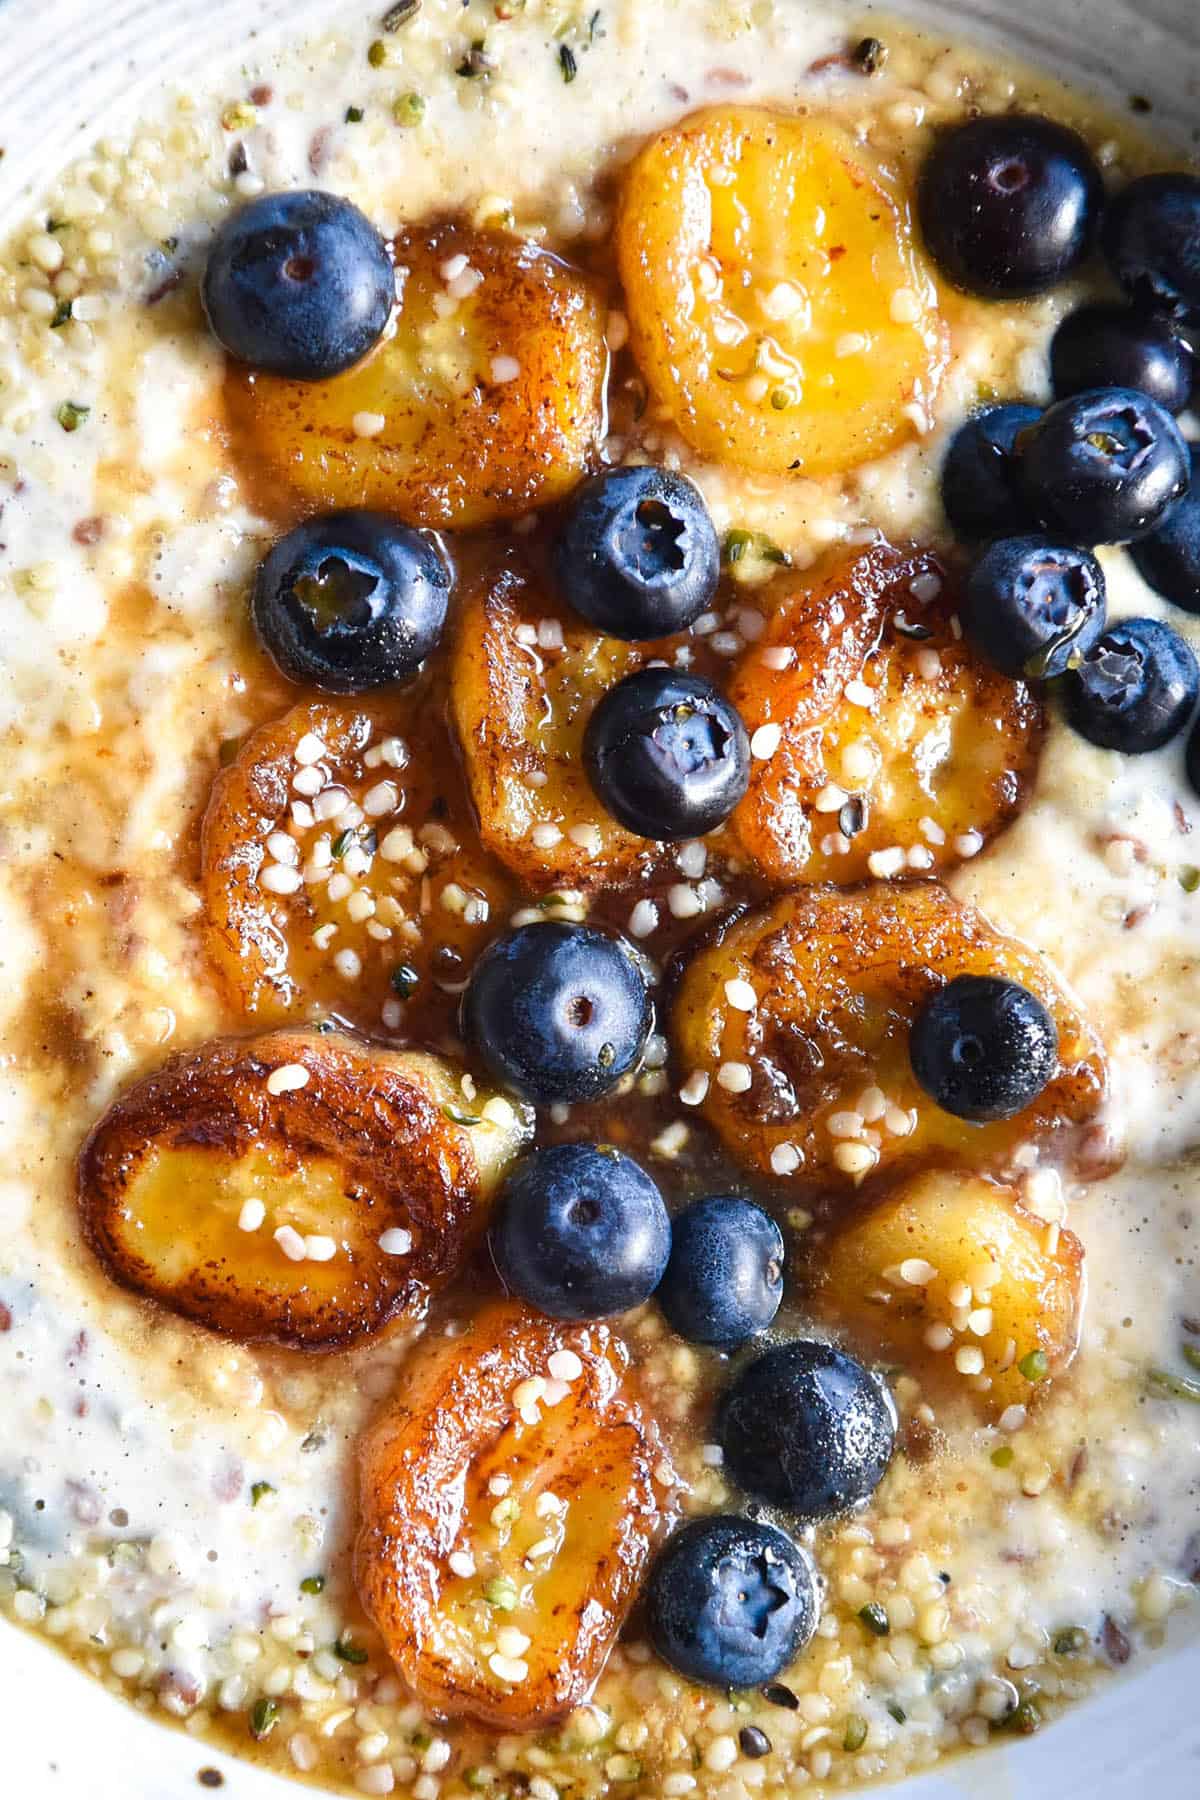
left=202, top=697, right=515, bottom=1033
left=78, top=1030, right=530, bottom=1350
left=224, top=223, right=606, bottom=528
left=813, top=1168, right=1083, bottom=1416
left=672, top=883, right=1105, bottom=1188
left=356, top=1300, right=672, bottom=1728
left=617, top=107, right=947, bottom=477
left=450, top=560, right=656, bottom=889
left=728, top=543, right=1044, bottom=885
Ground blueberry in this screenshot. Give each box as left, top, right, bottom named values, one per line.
left=1019, top=387, right=1190, bottom=545
left=202, top=189, right=393, bottom=379
left=1186, top=713, right=1200, bottom=800
left=644, top=1516, right=819, bottom=1689
left=1050, top=304, right=1193, bottom=414
left=1103, top=172, right=1200, bottom=326
left=1062, top=616, right=1199, bottom=754
left=717, top=1341, right=895, bottom=1518
left=656, top=1197, right=784, bottom=1349
left=1131, top=447, right=1200, bottom=614
left=910, top=975, right=1058, bottom=1122
left=555, top=467, right=720, bottom=640
left=253, top=511, right=450, bottom=692
left=963, top=536, right=1107, bottom=679
left=584, top=669, right=750, bottom=840
left=940, top=403, right=1041, bottom=540
left=460, top=922, right=651, bottom=1106
left=917, top=114, right=1102, bottom=300
left=490, top=1142, right=669, bottom=1320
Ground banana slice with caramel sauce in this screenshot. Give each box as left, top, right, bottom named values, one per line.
left=201, top=696, right=516, bottom=1034
left=672, top=883, right=1105, bottom=1189
left=617, top=107, right=947, bottom=477
left=78, top=1030, right=530, bottom=1350
left=813, top=1167, right=1084, bottom=1416
left=355, top=1300, right=673, bottom=1728
left=728, top=543, right=1044, bottom=885
left=224, top=222, right=607, bottom=529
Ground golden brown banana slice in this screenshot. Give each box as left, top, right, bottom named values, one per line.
left=728, top=543, right=1044, bottom=885
left=224, top=223, right=606, bottom=528
left=201, top=696, right=516, bottom=1034
left=449, top=560, right=658, bottom=889
left=672, top=883, right=1105, bottom=1189
left=78, top=1030, right=530, bottom=1350
left=617, top=107, right=947, bottom=477
left=355, top=1300, right=671, bottom=1728
left=813, top=1168, right=1083, bottom=1416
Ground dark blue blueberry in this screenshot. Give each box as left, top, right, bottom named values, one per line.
left=918, top=114, right=1102, bottom=299
left=1103, top=172, right=1200, bottom=327
left=1186, top=713, right=1200, bottom=800
left=717, top=1340, right=895, bottom=1518
left=644, top=1516, right=819, bottom=1689
left=252, top=511, right=450, bottom=692
left=1131, top=447, right=1200, bottom=614
left=963, top=536, right=1106, bottom=679
left=490, top=1142, right=669, bottom=1320
left=555, top=467, right=720, bottom=640
left=1063, top=616, right=1199, bottom=754
left=584, top=669, right=750, bottom=840
left=1050, top=304, right=1193, bottom=413
left=910, top=975, right=1058, bottom=1122
left=460, top=922, right=651, bottom=1106
left=1019, top=387, right=1190, bottom=545
left=202, top=189, right=394, bottom=379
left=940, top=403, right=1040, bottom=540
left=656, top=1196, right=784, bottom=1349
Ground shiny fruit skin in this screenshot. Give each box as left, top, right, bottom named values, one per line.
left=584, top=668, right=751, bottom=840
left=717, top=1339, right=895, bottom=1517
left=555, top=466, right=720, bottom=640
left=461, top=923, right=652, bottom=1106
left=645, top=1516, right=818, bottom=1688
left=1063, top=615, right=1199, bottom=753
left=656, top=1195, right=784, bottom=1348
left=963, top=536, right=1107, bottom=680
left=918, top=114, right=1102, bottom=299
left=252, top=510, right=450, bottom=693
left=1018, top=386, right=1190, bottom=546
left=202, top=189, right=394, bottom=379
left=940, top=403, right=1040, bottom=540
left=490, top=1142, right=670, bottom=1321
left=909, top=974, right=1059, bottom=1123
left=1050, top=303, right=1193, bottom=413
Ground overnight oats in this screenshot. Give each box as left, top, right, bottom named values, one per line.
left=1, top=0, right=1199, bottom=1794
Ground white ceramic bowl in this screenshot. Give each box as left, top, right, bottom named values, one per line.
left=1, top=1, right=1198, bottom=1794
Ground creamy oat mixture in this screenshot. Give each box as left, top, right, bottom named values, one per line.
left=0, top=0, right=1197, bottom=1795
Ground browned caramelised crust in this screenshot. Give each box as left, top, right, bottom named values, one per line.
left=77, top=1028, right=486, bottom=1350
left=728, top=543, right=1045, bottom=885
left=224, top=221, right=607, bottom=529
left=674, top=881, right=1107, bottom=1188
left=355, top=1300, right=671, bottom=1728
